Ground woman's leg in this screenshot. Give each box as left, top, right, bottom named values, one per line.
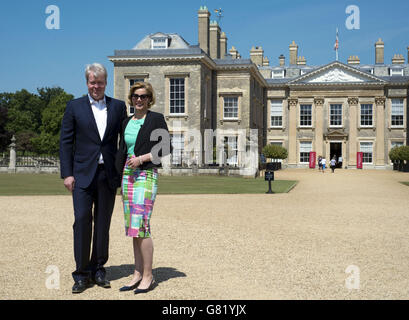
left=136, top=237, right=154, bottom=289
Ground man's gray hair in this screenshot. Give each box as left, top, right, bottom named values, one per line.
left=85, top=63, right=107, bottom=82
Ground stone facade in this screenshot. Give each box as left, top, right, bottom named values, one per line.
left=108, top=7, right=408, bottom=173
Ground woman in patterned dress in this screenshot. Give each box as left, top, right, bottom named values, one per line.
left=116, top=82, right=171, bottom=294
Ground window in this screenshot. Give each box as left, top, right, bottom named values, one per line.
left=223, top=97, right=238, bottom=119
left=170, top=78, right=185, bottom=114
left=270, top=100, right=283, bottom=127
left=300, top=104, right=312, bottom=126
left=151, top=37, right=168, bottom=49
left=129, top=79, right=144, bottom=87
left=391, top=99, right=404, bottom=127
left=360, top=142, right=373, bottom=163
left=224, top=136, right=238, bottom=165
left=360, top=104, right=373, bottom=126
left=391, top=141, right=404, bottom=149
left=330, top=104, right=342, bottom=126
left=272, top=70, right=285, bottom=79
left=171, top=133, right=184, bottom=165
left=390, top=68, right=403, bottom=76
left=299, top=141, right=312, bottom=163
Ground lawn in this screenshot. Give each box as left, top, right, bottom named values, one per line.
left=0, top=173, right=297, bottom=195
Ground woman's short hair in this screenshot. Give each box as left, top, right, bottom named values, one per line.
left=85, top=63, right=107, bottom=83
left=128, top=82, right=155, bottom=108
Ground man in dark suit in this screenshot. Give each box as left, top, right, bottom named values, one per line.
left=60, top=63, right=127, bottom=293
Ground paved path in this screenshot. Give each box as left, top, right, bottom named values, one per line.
left=1, top=169, right=409, bottom=299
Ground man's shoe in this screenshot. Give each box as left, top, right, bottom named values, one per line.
left=95, top=275, right=111, bottom=288
left=72, top=279, right=93, bottom=294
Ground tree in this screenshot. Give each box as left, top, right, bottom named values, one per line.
left=262, top=144, right=288, bottom=161
left=32, top=89, right=73, bottom=155
left=0, top=93, right=13, bottom=152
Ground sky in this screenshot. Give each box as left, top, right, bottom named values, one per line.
left=1, top=0, right=408, bottom=99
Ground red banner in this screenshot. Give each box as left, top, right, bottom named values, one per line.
left=357, top=152, right=363, bottom=169
left=309, top=151, right=316, bottom=168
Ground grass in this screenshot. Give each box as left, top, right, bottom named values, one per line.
left=400, top=182, right=409, bottom=187
left=0, top=173, right=297, bottom=196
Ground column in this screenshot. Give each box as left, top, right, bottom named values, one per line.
left=288, top=98, right=298, bottom=166
left=348, top=97, right=358, bottom=167
left=314, top=98, right=324, bottom=157
left=375, top=97, right=386, bottom=166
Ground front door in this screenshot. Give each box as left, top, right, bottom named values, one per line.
left=330, top=142, right=342, bottom=168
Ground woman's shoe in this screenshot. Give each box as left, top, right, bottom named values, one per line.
left=119, top=279, right=141, bottom=292
left=134, top=278, right=155, bottom=294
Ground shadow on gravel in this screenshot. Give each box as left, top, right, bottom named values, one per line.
left=106, top=264, right=186, bottom=284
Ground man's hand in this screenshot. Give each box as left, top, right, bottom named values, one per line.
left=63, top=176, right=75, bottom=192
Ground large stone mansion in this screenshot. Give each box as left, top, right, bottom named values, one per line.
left=108, top=6, right=408, bottom=173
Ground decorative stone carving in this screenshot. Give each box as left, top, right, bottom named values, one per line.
left=314, top=98, right=324, bottom=106
left=347, top=97, right=359, bottom=105
left=375, top=96, right=386, bottom=106
left=308, top=68, right=365, bottom=83
left=287, top=98, right=298, bottom=108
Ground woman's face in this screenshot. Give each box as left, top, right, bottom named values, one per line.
left=131, top=88, right=150, bottom=112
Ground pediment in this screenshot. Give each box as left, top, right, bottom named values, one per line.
left=324, top=129, right=348, bottom=139
left=290, top=61, right=386, bottom=85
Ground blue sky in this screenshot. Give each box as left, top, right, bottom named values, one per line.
left=1, top=0, right=408, bottom=98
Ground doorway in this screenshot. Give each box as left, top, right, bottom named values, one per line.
left=330, top=142, right=342, bottom=168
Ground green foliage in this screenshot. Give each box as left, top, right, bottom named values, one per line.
left=0, top=87, right=73, bottom=155
left=390, top=145, right=409, bottom=162
left=262, top=144, right=288, bottom=160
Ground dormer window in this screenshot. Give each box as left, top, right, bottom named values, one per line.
left=151, top=37, right=168, bottom=49
left=272, top=70, right=285, bottom=79
left=390, top=67, right=403, bottom=76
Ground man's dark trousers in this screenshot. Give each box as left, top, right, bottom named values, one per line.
left=72, top=164, right=116, bottom=282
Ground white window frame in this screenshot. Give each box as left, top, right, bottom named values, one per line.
left=299, top=104, right=312, bottom=127
left=389, top=68, right=403, bottom=76
left=223, top=96, right=239, bottom=120
left=270, top=99, right=283, bottom=127
left=272, top=70, right=285, bottom=79
left=360, top=141, right=373, bottom=164
left=151, top=37, right=168, bottom=49
left=360, top=104, right=373, bottom=127
left=329, top=104, right=343, bottom=127
left=171, top=133, right=185, bottom=166
left=224, top=136, right=238, bottom=166
left=299, top=141, right=312, bottom=163
left=391, top=98, right=404, bottom=127
left=169, top=78, right=185, bottom=115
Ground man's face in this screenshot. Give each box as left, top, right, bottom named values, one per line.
left=87, top=73, right=106, bottom=101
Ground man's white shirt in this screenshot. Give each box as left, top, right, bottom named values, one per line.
left=88, top=94, right=107, bottom=164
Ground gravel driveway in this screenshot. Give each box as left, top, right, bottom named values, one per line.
left=1, top=168, right=409, bottom=300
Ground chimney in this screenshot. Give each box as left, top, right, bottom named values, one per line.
left=262, top=56, right=270, bottom=66
left=209, top=20, right=221, bottom=59
left=297, top=56, right=306, bottom=65
left=198, top=6, right=210, bottom=55
left=392, top=54, right=405, bottom=64
left=250, top=46, right=264, bottom=66
left=375, top=38, right=384, bottom=64
left=289, top=41, right=298, bottom=65
left=229, top=46, right=239, bottom=59
left=347, top=55, right=360, bottom=65
left=220, top=32, right=227, bottom=59
left=279, top=54, right=285, bottom=66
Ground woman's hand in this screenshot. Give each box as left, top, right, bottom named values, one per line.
left=126, top=155, right=143, bottom=169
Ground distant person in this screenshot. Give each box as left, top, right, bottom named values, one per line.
left=330, top=156, right=337, bottom=173
left=318, top=155, right=322, bottom=171
left=60, top=63, right=127, bottom=293
left=321, top=157, right=326, bottom=173
left=116, top=82, right=171, bottom=294
left=338, top=155, right=343, bottom=169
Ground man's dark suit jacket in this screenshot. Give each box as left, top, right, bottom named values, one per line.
left=60, top=95, right=127, bottom=189
left=115, top=110, right=172, bottom=175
